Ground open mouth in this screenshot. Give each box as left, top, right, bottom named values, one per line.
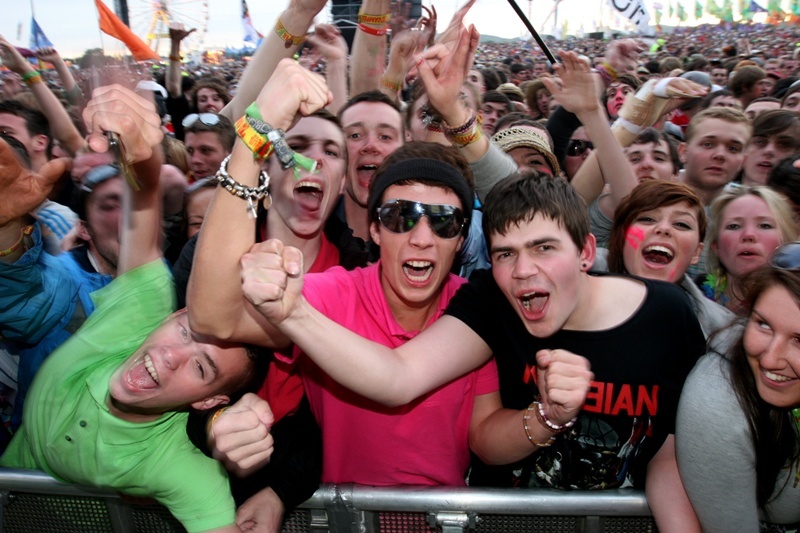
left=294, top=180, right=324, bottom=211
left=356, top=164, right=378, bottom=186
left=403, top=260, right=433, bottom=282
left=738, top=250, right=760, bottom=258
left=126, top=353, right=160, bottom=390
left=520, top=291, right=548, bottom=313
left=642, top=245, right=674, bottom=265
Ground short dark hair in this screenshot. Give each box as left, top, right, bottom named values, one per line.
left=482, top=90, right=512, bottom=111
left=219, top=344, right=271, bottom=404
left=608, top=181, right=706, bottom=274
left=701, top=89, right=736, bottom=109
left=767, top=154, right=800, bottom=209
left=751, top=109, right=800, bottom=141
left=368, top=141, right=474, bottom=227
left=0, top=132, right=31, bottom=168
left=184, top=113, right=236, bottom=151
left=0, top=100, right=52, bottom=156
left=482, top=171, right=589, bottom=252
left=338, top=90, right=401, bottom=121
left=629, top=127, right=681, bottom=174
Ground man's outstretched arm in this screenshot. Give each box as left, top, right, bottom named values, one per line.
left=241, top=239, right=494, bottom=406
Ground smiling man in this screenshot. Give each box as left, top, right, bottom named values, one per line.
left=244, top=143, right=499, bottom=486
left=0, top=85, right=264, bottom=533
left=242, top=171, right=707, bottom=532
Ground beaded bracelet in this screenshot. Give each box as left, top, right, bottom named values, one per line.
left=275, top=18, right=306, bottom=48
left=523, top=404, right=555, bottom=448
left=0, top=225, right=33, bottom=257
left=235, top=116, right=274, bottom=160
left=443, top=112, right=478, bottom=136
left=358, top=11, right=391, bottom=24
left=215, top=154, right=271, bottom=219
left=534, top=400, right=578, bottom=433
left=357, top=23, right=388, bottom=36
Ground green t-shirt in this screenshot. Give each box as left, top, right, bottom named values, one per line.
left=1, top=261, right=236, bottom=533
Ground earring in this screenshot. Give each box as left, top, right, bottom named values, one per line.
left=581, top=262, right=588, bottom=269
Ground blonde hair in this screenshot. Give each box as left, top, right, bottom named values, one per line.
left=706, top=185, right=798, bottom=275
left=685, top=107, right=750, bottom=143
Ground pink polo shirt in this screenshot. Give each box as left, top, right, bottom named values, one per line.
left=288, top=263, right=498, bottom=486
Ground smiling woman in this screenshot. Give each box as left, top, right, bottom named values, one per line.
left=677, top=253, right=800, bottom=532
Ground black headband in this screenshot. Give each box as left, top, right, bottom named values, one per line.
left=367, top=158, right=473, bottom=226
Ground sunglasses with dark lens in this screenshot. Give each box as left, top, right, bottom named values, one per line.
left=182, top=113, right=221, bottom=128
left=769, top=241, right=800, bottom=270
left=377, top=199, right=465, bottom=239
left=567, top=139, right=594, bottom=157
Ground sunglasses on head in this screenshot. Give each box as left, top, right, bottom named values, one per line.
left=182, top=113, right=221, bottom=128
left=769, top=241, right=800, bottom=271
left=567, top=139, right=594, bottom=157
left=377, top=199, right=465, bottom=239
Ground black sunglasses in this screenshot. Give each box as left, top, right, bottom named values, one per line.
left=377, top=199, right=465, bottom=239
left=769, top=241, right=800, bottom=270
left=182, top=113, right=221, bottom=128
left=567, top=139, right=594, bottom=157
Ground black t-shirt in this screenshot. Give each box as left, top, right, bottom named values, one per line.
left=446, top=269, right=705, bottom=490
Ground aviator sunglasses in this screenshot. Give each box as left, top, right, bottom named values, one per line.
left=182, top=113, right=221, bottom=128
left=567, top=139, right=594, bottom=157
left=377, top=199, right=466, bottom=239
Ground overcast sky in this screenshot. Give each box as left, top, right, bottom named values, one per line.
left=1, top=0, right=640, bottom=59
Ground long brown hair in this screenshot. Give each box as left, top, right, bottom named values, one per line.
left=727, top=266, right=800, bottom=510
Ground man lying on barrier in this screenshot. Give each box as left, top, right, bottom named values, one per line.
left=0, top=85, right=268, bottom=533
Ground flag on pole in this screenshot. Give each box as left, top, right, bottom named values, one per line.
left=242, top=0, right=263, bottom=44
left=695, top=0, right=704, bottom=18
left=95, top=0, right=160, bottom=61
left=749, top=0, right=768, bottom=11
left=669, top=0, right=674, bottom=17
left=607, top=0, right=651, bottom=33
left=29, top=18, right=53, bottom=50
left=677, top=1, right=688, bottom=21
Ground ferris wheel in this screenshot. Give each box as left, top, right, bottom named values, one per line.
left=128, top=0, right=210, bottom=56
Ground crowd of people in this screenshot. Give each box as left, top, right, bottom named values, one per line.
left=2, top=0, right=800, bottom=531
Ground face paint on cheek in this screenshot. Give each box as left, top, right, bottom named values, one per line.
left=667, top=266, right=679, bottom=282
left=625, top=227, right=645, bottom=250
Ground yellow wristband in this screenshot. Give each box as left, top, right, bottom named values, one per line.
left=358, top=11, right=391, bottom=24
left=380, top=77, right=402, bottom=93
left=275, top=18, right=306, bottom=48
left=236, top=116, right=274, bottom=160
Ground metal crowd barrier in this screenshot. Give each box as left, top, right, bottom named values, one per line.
left=0, top=468, right=657, bottom=532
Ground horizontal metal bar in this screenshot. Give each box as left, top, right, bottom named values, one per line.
left=0, top=469, right=652, bottom=518
left=302, top=484, right=652, bottom=517
left=0, top=468, right=119, bottom=498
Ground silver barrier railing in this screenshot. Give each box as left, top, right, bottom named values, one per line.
left=0, top=468, right=657, bottom=532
